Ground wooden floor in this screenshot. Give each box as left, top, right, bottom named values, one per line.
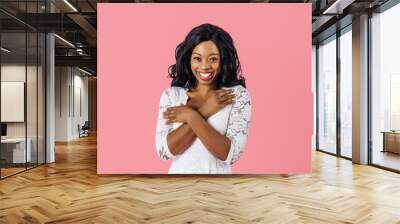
left=0, top=167, right=26, bottom=178
left=1, top=134, right=400, bottom=223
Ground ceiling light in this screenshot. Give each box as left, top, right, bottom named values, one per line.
left=63, top=0, right=78, bottom=12
left=1, top=47, right=11, bottom=53
left=78, top=67, right=93, bottom=76
left=54, top=34, right=75, bottom=48
left=322, top=0, right=355, bottom=15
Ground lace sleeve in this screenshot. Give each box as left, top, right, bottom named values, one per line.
left=155, top=88, right=177, bottom=161
left=223, top=86, right=252, bottom=165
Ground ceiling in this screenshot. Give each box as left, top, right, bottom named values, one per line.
left=0, top=0, right=392, bottom=75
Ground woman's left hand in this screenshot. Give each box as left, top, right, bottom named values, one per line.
left=163, top=105, right=198, bottom=124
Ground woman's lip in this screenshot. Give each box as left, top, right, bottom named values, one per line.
left=198, top=72, right=214, bottom=81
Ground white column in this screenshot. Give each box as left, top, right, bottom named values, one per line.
left=46, top=1, right=55, bottom=163
left=352, top=14, right=369, bottom=164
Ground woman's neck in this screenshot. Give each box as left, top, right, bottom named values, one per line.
left=193, top=83, right=216, bottom=98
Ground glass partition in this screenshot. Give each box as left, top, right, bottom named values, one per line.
left=1, top=31, right=28, bottom=177
left=317, top=35, right=337, bottom=154
left=27, top=31, right=38, bottom=169
left=371, top=3, right=400, bottom=171
left=339, top=27, right=352, bottom=158
left=0, top=1, right=46, bottom=179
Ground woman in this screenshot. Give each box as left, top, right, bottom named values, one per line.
left=155, top=23, right=251, bottom=174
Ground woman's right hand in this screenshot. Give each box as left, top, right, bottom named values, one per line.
left=199, top=89, right=235, bottom=119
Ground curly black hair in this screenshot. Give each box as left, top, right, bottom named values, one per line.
left=168, top=23, right=246, bottom=89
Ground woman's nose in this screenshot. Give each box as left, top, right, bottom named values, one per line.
left=200, top=61, right=211, bottom=69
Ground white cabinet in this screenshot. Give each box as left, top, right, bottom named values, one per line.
left=1, top=138, right=32, bottom=163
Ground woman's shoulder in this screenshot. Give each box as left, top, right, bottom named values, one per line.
left=163, top=86, right=187, bottom=94
left=161, top=86, right=188, bottom=99
left=222, top=85, right=250, bottom=97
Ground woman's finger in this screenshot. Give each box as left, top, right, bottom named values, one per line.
left=163, top=113, right=170, bottom=119
left=166, top=117, right=177, bottom=124
left=164, top=110, right=175, bottom=118
left=217, top=90, right=234, bottom=101
left=216, top=89, right=230, bottom=98
left=216, top=91, right=227, bottom=101
left=219, top=93, right=235, bottom=103
left=221, top=98, right=235, bottom=106
left=215, top=89, right=225, bottom=95
left=165, top=116, right=175, bottom=123
left=168, top=112, right=176, bottom=118
left=163, top=110, right=171, bottom=117
left=165, top=108, right=172, bottom=114
left=217, top=92, right=227, bottom=100
left=226, top=98, right=236, bottom=105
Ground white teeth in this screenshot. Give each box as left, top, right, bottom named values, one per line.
left=199, top=72, right=212, bottom=78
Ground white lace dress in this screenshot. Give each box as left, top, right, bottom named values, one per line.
left=155, top=85, right=251, bottom=174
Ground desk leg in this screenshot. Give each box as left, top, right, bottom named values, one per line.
left=382, top=133, right=386, bottom=153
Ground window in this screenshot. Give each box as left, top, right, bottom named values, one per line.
left=371, top=3, right=400, bottom=171
left=339, top=27, right=352, bottom=158
left=317, top=35, right=337, bottom=154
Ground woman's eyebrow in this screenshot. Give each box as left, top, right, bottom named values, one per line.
left=192, top=52, right=219, bottom=56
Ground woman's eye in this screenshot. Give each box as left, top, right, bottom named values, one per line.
left=193, top=57, right=201, bottom=62
left=210, top=57, right=218, bottom=63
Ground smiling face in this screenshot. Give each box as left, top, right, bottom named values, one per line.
left=190, top=40, right=221, bottom=87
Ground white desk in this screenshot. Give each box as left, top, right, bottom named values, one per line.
left=1, top=138, right=32, bottom=163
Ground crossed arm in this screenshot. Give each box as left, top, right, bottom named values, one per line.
left=155, top=87, right=251, bottom=164
left=163, top=90, right=235, bottom=161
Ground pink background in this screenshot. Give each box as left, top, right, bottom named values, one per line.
left=97, top=3, right=312, bottom=174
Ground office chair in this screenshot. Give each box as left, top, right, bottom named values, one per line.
left=79, top=121, right=90, bottom=138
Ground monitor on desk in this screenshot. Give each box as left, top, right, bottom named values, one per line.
left=1, top=123, right=7, bottom=138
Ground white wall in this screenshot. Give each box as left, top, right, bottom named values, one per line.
left=1, top=65, right=41, bottom=137
left=55, top=66, right=69, bottom=141
left=72, top=73, right=89, bottom=138
left=1, top=65, right=26, bottom=132
left=55, top=67, right=89, bottom=141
